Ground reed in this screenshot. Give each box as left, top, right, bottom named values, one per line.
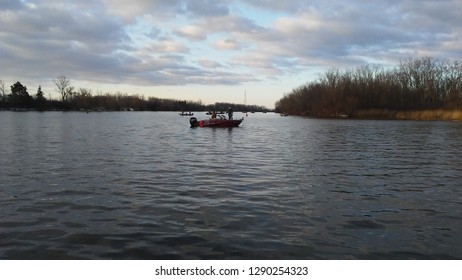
left=395, top=110, right=462, bottom=121
left=351, top=109, right=397, bottom=119
left=351, top=109, right=462, bottom=121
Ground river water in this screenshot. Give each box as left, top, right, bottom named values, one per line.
left=0, top=111, right=461, bottom=259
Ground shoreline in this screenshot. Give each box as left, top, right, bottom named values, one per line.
left=3, top=107, right=462, bottom=121
left=349, top=109, right=462, bottom=121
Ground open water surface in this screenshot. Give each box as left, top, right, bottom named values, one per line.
left=0, top=111, right=461, bottom=259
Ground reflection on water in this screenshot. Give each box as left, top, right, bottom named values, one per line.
left=0, top=111, right=461, bottom=259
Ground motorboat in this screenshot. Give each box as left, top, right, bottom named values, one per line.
left=190, top=116, right=243, bottom=128
left=179, top=112, right=194, bottom=116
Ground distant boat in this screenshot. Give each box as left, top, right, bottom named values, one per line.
left=280, top=113, right=288, bottom=116
left=189, top=116, right=244, bottom=128
left=179, top=112, right=194, bottom=116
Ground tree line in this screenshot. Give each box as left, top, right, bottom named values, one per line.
left=0, top=75, right=268, bottom=112
left=275, top=57, right=462, bottom=117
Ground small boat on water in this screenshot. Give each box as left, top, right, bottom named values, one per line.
left=179, top=112, right=194, bottom=116
left=190, top=116, right=244, bottom=128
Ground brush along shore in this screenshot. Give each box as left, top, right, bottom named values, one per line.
left=349, top=109, right=462, bottom=121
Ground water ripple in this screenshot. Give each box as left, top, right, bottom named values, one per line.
left=0, top=112, right=461, bottom=259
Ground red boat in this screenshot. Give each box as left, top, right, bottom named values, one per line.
left=190, top=116, right=243, bottom=128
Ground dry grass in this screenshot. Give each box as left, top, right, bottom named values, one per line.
left=396, top=110, right=462, bottom=121
left=351, top=109, right=398, bottom=119
left=352, top=109, right=462, bottom=121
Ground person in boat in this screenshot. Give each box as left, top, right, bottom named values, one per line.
left=211, top=111, right=217, bottom=119
left=227, top=107, right=233, bottom=120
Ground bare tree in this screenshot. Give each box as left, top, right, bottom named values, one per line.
left=72, top=88, right=91, bottom=109
left=54, top=75, right=71, bottom=102
left=0, top=79, right=6, bottom=102
left=276, top=57, right=462, bottom=116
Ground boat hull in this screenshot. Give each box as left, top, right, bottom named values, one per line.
left=190, top=117, right=243, bottom=127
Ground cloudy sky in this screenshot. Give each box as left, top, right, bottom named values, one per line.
left=1, top=0, right=461, bottom=108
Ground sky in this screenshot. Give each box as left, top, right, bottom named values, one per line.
left=1, top=0, right=461, bottom=108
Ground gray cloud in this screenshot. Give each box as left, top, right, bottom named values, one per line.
left=184, top=0, right=231, bottom=17
left=2, top=0, right=25, bottom=10
left=0, top=0, right=461, bottom=94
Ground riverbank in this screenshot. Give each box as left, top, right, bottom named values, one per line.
left=350, top=109, right=462, bottom=121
